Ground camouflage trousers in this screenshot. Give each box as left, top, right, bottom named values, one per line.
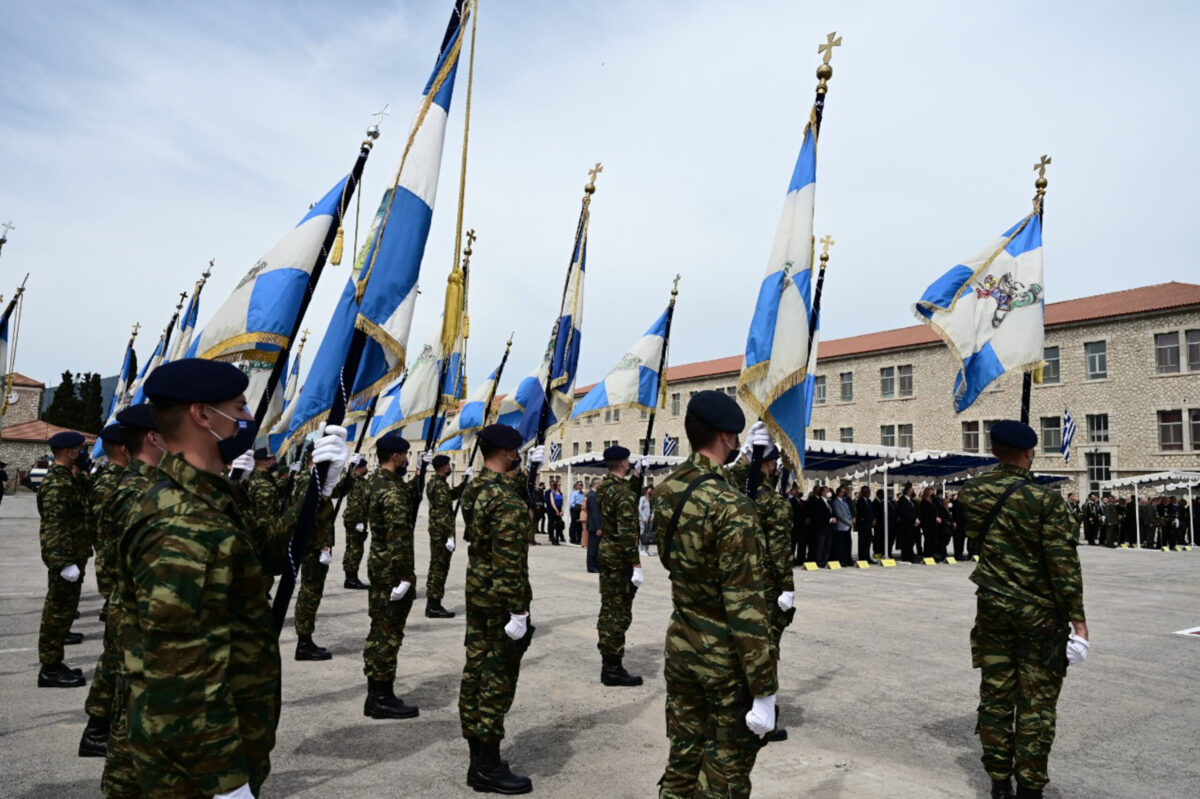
left=661, top=656, right=760, bottom=799
left=102, top=677, right=140, bottom=798
left=294, top=552, right=329, bottom=636
left=363, top=583, right=414, bottom=681
left=38, top=567, right=84, bottom=665
left=459, top=606, right=525, bottom=743
left=971, top=589, right=1067, bottom=790
left=425, top=539, right=452, bottom=601
left=95, top=550, right=117, bottom=601
left=596, top=560, right=637, bottom=657
left=342, top=523, right=368, bottom=574
left=85, top=598, right=122, bottom=718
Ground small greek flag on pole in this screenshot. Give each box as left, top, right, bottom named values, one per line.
left=662, top=434, right=678, bottom=457
left=1061, top=406, right=1075, bottom=463
left=549, top=442, right=562, bottom=462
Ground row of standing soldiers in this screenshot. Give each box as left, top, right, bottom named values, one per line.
left=1079, top=494, right=1195, bottom=548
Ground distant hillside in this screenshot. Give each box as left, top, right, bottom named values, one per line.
left=41, top=375, right=120, bottom=415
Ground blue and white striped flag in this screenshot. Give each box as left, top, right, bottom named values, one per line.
left=170, top=273, right=208, bottom=363
left=92, top=335, right=138, bottom=458
left=127, top=328, right=171, bottom=407
left=1061, top=406, right=1076, bottom=463
left=737, top=106, right=819, bottom=469
left=438, top=359, right=502, bottom=451
left=369, top=317, right=463, bottom=440
left=914, top=209, right=1045, bottom=413
left=571, top=308, right=669, bottom=421
left=549, top=442, right=562, bottom=462
left=662, top=434, right=678, bottom=457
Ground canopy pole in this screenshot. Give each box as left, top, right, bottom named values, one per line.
left=883, top=468, right=890, bottom=556
left=1135, top=482, right=1141, bottom=549
left=1188, top=483, right=1194, bottom=546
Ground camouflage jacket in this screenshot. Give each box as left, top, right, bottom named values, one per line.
left=464, top=467, right=532, bottom=613
left=962, top=463, right=1085, bottom=621
left=289, top=472, right=336, bottom=554
left=597, top=472, right=640, bottom=568
left=38, top=463, right=90, bottom=569
left=240, top=468, right=283, bottom=537
left=117, top=453, right=279, bottom=795
left=652, top=453, right=778, bottom=697
left=754, top=481, right=795, bottom=600
left=367, top=468, right=418, bottom=585
left=426, top=472, right=466, bottom=542
left=340, top=471, right=370, bottom=531
left=90, top=462, right=126, bottom=581
left=107, top=458, right=162, bottom=676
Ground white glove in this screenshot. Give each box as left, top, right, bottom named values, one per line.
left=355, top=522, right=365, bottom=532
left=1066, top=632, right=1090, bottom=666
left=59, top=564, right=81, bottom=582
left=446, top=537, right=456, bottom=553
left=464, top=467, right=474, bottom=481
left=631, top=565, right=644, bottom=587
left=230, top=449, right=255, bottom=475
left=747, top=421, right=774, bottom=452
left=776, top=591, right=795, bottom=612
left=389, top=580, right=412, bottom=602
left=745, top=693, right=777, bottom=738
left=420, top=451, right=434, bottom=466
left=318, top=548, right=332, bottom=565
left=528, top=446, right=545, bottom=466
left=634, top=457, right=651, bottom=475
left=213, top=784, right=256, bottom=799
left=312, top=425, right=349, bottom=497
left=504, top=612, right=528, bottom=640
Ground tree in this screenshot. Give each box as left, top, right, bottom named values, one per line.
left=42, top=370, right=83, bottom=429
left=78, top=372, right=104, bottom=434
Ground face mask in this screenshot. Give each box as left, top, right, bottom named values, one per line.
left=207, top=405, right=258, bottom=464
left=508, top=454, right=522, bottom=472
left=722, top=435, right=740, bottom=465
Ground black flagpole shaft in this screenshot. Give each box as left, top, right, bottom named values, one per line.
left=1020, top=374, right=1032, bottom=425
left=330, top=393, right=379, bottom=523
left=454, top=338, right=512, bottom=517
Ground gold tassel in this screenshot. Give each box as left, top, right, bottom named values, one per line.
left=330, top=225, right=345, bottom=265
left=1032, top=364, right=1044, bottom=384
left=462, top=313, right=470, bottom=340
left=440, top=267, right=464, bottom=356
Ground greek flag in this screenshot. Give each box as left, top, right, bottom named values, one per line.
left=736, top=108, right=818, bottom=469
left=127, top=329, right=171, bottom=407
left=662, top=434, right=678, bottom=457
left=549, top=441, right=562, bottom=462
left=369, top=318, right=462, bottom=440
left=285, top=0, right=467, bottom=448
left=437, top=360, right=501, bottom=450
left=914, top=210, right=1045, bottom=413
left=571, top=308, right=668, bottom=421
left=92, top=337, right=137, bottom=458
left=260, top=345, right=303, bottom=451
left=1061, top=406, right=1076, bottom=463
left=170, top=275, right=208, bottom=363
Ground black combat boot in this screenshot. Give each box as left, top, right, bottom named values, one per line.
left=98, top=600, right=108, bottom=622
left=38, top=662, right=86, bottom=688
left=78, top=714, right=110, bottom=757
left=363, top=678, right=419, bottom=719
left=600, top=654, right=643, bottom=687
left=295, top=635, right=332, bottom=661
left=425, top=598, right=455, bottom=618
left=472, top=740, right=532, bottom=794
left=990, top=776, right=1014, bottom=798
left=466, top=737, right=480, bottom=787
left=1014, top=785, right=1042, bottom=799
left=344, top=571, right=369, bottom=589
left=64, top=631, right=84, bottom=645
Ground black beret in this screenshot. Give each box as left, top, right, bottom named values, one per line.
left=432, top=454, right=451, bottom=469
left=478, top=423, right=522, bottom=450
left=116, top=403, right=157, bottom=431
left=48, top=431, right=85, bottom=449
left=686, top=389, right=745, bottom=433
left=603, top=445, right=630, bottom=461
left=989, top=419, right=1037, bottom=450
left=253, top=447, right=272, bottom=461
left=99, top=424, right=125, bottom=445
left=376, top=433, right=410, bottom=454
left=143, top=358, right=249, bottom=404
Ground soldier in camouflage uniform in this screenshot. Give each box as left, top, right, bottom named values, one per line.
left=240, top=447, right=283, bottom=596
left=340, top=455, right=371, bottom=589
left=118, top=358, right=346, bottom=797
left=291, top=463, right=337, bottom=661
left=653, top=392, right=778, bottom=798
left=425, top=453, right=466, bottom=618
left=91, top=424, right=129, bottom=621
left=736, top=440, right=796, bottom=660
left=595, top=445, right=645, bottom=686
left=362, top=433, right=421, bottom=720
left=459, top=424, right=538, bottom=794
left=36, top=430, right=91, bottom=688
left=962, top=420, right=1087, bottom=799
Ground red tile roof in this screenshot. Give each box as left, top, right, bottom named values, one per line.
left=8, top=372, right=44, bottom=388
left=1, top=419, right=97, bottom=444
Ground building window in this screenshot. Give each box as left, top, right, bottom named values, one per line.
left=1085, top=341, right=1107, bottom=379
left=898, top=365, right=914, bottom=397
left=604, top=409, right=611, bottom=423
left=1191, top=409, right=1200, bottom=451
left=1188, top=330, right=1200, bottom=372
left=612, top=409, right=620, bottom=423
left=671, top=392, right=681, bottom=416
left=813, top=375, right=826, bottom=405
left=880, top=424, right=895, bottom=447
left=640, top=409, right=647, bottom=420
left=1086, top=414, right=1109, bottom=443
left=1155, top=332, right=1181, bottom=374
left=840, top=372, right=854, bottom=402
left=839, top=427, right=854, bottom=443
left=572, top=442, right=580, bottom=456
left=811, top=428, right=826, bottom=441
left=880, top=367, right=895, bottom=399
left=639, top=438, right=656, bottom=454
left=962, top=421, right=980, bottom=453
left=586, top=415, right=593, bottom=425
left=725, top=386, right=737, bottom=397
left=898, top=423, right=914, bottom=449
left=1042, top=346, right=1060, bottom=384
left=1158, top=410, right=1184, bottom=451
left=585, top=441, right=592, bottom=452
left=1040, top=417, right=1062, bottom=455
left=1086, top=451, right=1111, bottom=494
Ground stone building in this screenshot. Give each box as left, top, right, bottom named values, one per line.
left=507, top=281, right=1200, bottom=495
left=0, top=373, right=97, bottom=489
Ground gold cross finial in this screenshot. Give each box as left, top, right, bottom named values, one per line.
left=584, top=162, right=603, bottom=196
left=202, top=257, right=214, bottom=280
left=177, top=292, right=188, bottom=310
left=131, top=322, right=141, bottom=339
left=1033, top=154, right=1051, bottom=198
left=820, top=234, right=836, bottom=254
left=300, top=328, right=309, bottom=344
left=464, top=228, right=477, bottom=257
left=0, top=221, right=13, bottom=238
left=1034, top=154, right=1051, bottom=178
left=819, top=32, right=842, bottom=65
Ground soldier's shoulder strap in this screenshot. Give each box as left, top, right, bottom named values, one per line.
left=659, top=473, right=720, bottom=576
left=978, top=478, right=1032, bottom=552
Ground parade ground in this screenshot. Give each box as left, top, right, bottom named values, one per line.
left=2, top=490, right=1197, bottom=799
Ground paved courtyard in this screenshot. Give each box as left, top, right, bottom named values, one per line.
left=2, top=490, right=1197, bottom=798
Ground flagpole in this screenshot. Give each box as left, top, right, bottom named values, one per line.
left=0, top=275, right=29, bottom=434
left=636, top=275, right=680, bottom=497
left=0, top=222, right=13, bottom=260
left=454, top=333, right=513, bottom=519
left=1020, top=155, right=1050, bottom=426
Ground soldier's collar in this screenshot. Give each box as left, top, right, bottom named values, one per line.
left=158, top=452, right=237, bottom=515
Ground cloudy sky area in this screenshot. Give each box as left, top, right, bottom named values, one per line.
left=1, top=0, right=1195, bottom=397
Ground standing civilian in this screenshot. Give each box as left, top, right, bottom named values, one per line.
left=897, top=484, right=920, bottom=563
left=832, top=484, right=854, bottom=568
left=568, top=480, right=586, bottom=545
left=854, top=486, right=876, bottom=564
left=585, top=478, right=603, bottom=573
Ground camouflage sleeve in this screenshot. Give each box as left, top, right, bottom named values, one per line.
left=256, top=477, right=333, bottom=575
left=616, top=486, right=640, bottom=566
left=130, top=519, right=251, bottom=791
left=450, top=479, right=468, bottom=501
left=344, top=478, right=366, bottom=528
left=714, top=490, right=778, bottom=697
left=383, top=483, right=415, bottom=582
left=1042, top=493, right=1085, bottom=621
left=427, top=479, right=453, bottom=541
left=482, top=484, right=532, bottom=613
left=38, top=474, right=81, bottom=569
left=764, top=494, right=794, bottom=593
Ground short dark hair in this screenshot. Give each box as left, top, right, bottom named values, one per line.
left=479, top=440, right=505, bottom=460
left=150, top=402, right=191, bottom=439
left=990, top=441, right=1025, bottom=461
left=684, top=414, right=720, bottom=451
left=121, top=427, right=150, bottom=455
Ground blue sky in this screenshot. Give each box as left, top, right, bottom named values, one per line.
left=1, top=0, right=1196, bottom=395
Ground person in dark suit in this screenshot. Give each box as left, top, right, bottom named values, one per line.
left=788, top=483, right=808, bottom=565
left=806, top=485, right=836, bottom=568
left=896, top=484, right=920, bottom=563
left=584, top=478, right=603, bottom=572
left=918, top=487, right=947, bottom=562
left=950, top=492, right=968, bottom=559
left=854, top=486, right=876, bottom=563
